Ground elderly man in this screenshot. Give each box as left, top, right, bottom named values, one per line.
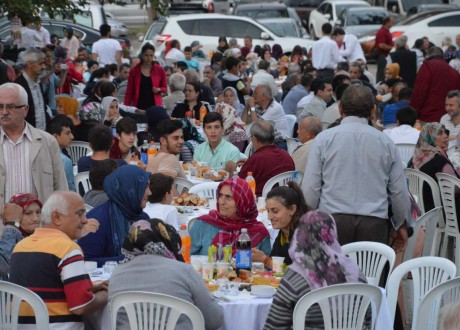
left=15, top=48, right=49, bottom=130
left=0, top=83, right=67, bottom=209
left=389, top=35, right=417, bottom=88
left=292, top=116, right=322, bottom=173
left=440, top=90, right=460, bottom=147
left=238, top=121, right=294, bottom=197
left=241, top=84, right=289, bottom=148
left=203, top=64, right=223, bottom=97
left=9, top=191, right=107, bottom=328
left=302, top=84, right=411, bottom=247
left=298, top=78, right=333, bottom=120
left=250, top=60, right=279, bottom=99
left=163, top=73, right=186, bottom=115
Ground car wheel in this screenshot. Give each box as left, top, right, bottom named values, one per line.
left=310, top=26, right=317, bottom=40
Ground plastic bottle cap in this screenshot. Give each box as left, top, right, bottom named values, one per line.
left=241, top=228, right=247, bottom=233
left=180, top=224, right=187, bottom=229
left=248, top=172, right=253, bottom=176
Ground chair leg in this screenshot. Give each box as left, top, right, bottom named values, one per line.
left=440, top=233, right=449, bottom=260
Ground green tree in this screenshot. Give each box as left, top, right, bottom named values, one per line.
left=137, top=0, right=172, bottom=23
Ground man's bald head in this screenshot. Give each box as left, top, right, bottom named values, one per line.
left=297, top=117, right=322, bottom=144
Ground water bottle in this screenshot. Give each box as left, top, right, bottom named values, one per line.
left=246, top=172, right=256, bottom=196
left=180, top=224, right=191, bottom=263
left=236, top=228, right=251, bottom=276
left=147, top=141, right=157, bottom=166
left=140, top=140, right=149, bottom=164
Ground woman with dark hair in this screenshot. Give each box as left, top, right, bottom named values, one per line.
left=271, top=44, right=283, bottom=60
left=83, top=67, right=109, bottom=96
left=217, top=36, right=229, bottom=53
left=290, top=45, right=303, bottom=63
left=171, top=81, right=211, bottom=119
left=252, top=182, right=308, bottom=269
left=125, top=43, right=167, bottom=109
left=108, top=219, right=223, bottom=330
left=263, top=48, right=278, bottom=72
left=253, top=45, right=263, bottom=58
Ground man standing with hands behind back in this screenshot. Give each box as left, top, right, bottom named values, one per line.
left=375, top=17, right=394, bottom=83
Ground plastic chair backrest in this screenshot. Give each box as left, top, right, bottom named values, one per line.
left=446, top=145, right=455, bottom=158
left=85, top=204, right=93, bottom=212
left=189, top=182, right=220, bottom=201
left=385, top=256, right=456, bottom=327
left=110, top=291, right=205, bottom=330
left=415, top=277, right=460, bottom=330
left=261, top=171, right=304, bottom=198
left=244, top=141, right=253, bottom=158
left=403, top=207, right=443, bottom=262
left=174, top=177, right=195, bottom=195
left=285, top=114, right=297, bottom=138
left=75, top=171, right=92, bottom=196
left=404, top=168, right=443, bottom=214
left=0, top=281, right=49, bottom=329
left=341, top=241, right=396, bottom=287
left=286, top=137, right=300, bottom=155
left=395, top=143, right=416, bottom=164
left=435, top=173, right=460, bottom=236
left=66, top=141, right=92, bottom=165
left=292, top=283, right=382, bottom=330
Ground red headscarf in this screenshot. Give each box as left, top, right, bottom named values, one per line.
left=198, top=178, right=269, bottom=254
left=9, top=193, right=43, bottom=209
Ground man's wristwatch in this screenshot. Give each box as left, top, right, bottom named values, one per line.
left=250, top=107, right=256, bottom=112
left=4, top=221, right=20, bottom=228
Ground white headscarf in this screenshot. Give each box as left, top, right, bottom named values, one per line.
left=101, top=96, right=121, bottom=124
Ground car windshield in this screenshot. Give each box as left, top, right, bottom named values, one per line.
left=336, top=4, right=368, bottom=17
left=237, top=9, right=289, bottom=19
left=261, top=21, right=299, bottom=37
left=401, top=0, right=443, bottom=12
left=285, top=0, right=323, bottom=7
left=146, top=18, right=167, bottom=39
left=346, top=10, right=387, bottom=25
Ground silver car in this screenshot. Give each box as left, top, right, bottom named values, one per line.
left=106, top=12, right=129, bottom=37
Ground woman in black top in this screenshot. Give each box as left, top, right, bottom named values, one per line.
left=171, top=81, right=211, bottom=120
left=252, top=181, right=308, bottom=270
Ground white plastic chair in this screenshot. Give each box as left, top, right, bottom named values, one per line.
left=286, top=137, right=300, bottom=155
left=66, top=141, right=92, bottom=165
left=244, top=141, right=253, bottom=158
left=285, top=114, right=297, bottom=138
left=405, top=168, right=445, bottom=255
left=261, top=171, right=304, bottom=198
left=292, top=283, right=382, bottom=330
left=395, top=143, right=416, bottom=164
left=341, top=241, right=396, bottom=287
left=403, top=207, right=444, bottom=263
left=110, top=291, right=205, bottom=330
left=386, top=256, right=457, bottom=329
left=0, top=281, right=49, bottom=329
left=446, top=145, right=455, bottom=158
left=436, top=173, right=460, bottom=274
left=415, top=277, right=460, bottom=330
left=189, top=182, right=220, bottom=202
left=85, top=204, right=93, bottom=212
left=75, top=171, right=92, bottom=196
left=174, top=177, right=195, bottom=195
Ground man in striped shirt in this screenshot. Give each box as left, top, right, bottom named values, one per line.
left=10, top=191, right=107, bottom=329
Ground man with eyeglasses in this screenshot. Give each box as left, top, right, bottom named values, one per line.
left=0, top=83, right=68, bottom=210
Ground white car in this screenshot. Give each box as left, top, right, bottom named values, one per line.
left=258, top=17, right=307, bottom=38
left=139, top=13, right=314, bottom=57
left=308, top=0, right=369, bottom=39
left=390, top=10, right=460, bottom=49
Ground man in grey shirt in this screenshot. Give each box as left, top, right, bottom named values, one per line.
left=302, top=84, right=410, bottom=249
left=298, top=78, right=333, bottom=121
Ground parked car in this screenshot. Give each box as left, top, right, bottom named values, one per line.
left=284, top=0, right=324, bottom=30
left=105, top=12, right=129, bottom=37
left=40, top=3, right=108, bottom=31
left=308, top=0, right=369, bottom=39
left=139, top=13, right=315, bottom=57
left=406, top=3, right=459, bottom=17
left=233, top=3, right=290, bottom=19
left=287, top=7, right=309, bottom=37
left=338, top=6, right=388, bottom=38
left=258, top=17, right=306, bottom=38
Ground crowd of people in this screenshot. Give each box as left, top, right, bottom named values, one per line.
left=0, top=16, right=459, bottom=329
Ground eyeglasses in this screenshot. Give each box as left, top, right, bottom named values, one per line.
left=0, top=104, right=25, bottom=111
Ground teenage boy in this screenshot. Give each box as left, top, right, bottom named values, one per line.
left=109, top=117, right=139, bottom=162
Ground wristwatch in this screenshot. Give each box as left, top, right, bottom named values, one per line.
left=250, top=107, right=256, bottom=112
left=4, top=221, right=19, bottom=228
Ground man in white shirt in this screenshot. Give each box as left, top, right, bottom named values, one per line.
left=332, top=28, right=366, bottom=64
left=311, top=23, right=342, bottom=83
left=440, top=90, right=460, bottom=148
left=383, top=106, right=420, bottom=144
left=33, top=21, right=50, bottom=48
left=250, top=60, right=279, bottom=99
left=91, top=24, right=122, bottom=66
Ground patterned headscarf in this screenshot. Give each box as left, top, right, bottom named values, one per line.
left=410, top=123, right=446, bottom=169
left=198, top=178, right=269, bottom=255
left=215, top=100, right=248, bottom=145
left=103, top=166, right=151, bottom=257
left=121, top=219, right=184, bottom=264
left=78, top=101, right=105, bottom=123
left=9, top=193, right=42, bottom=209
left=288, top=211, right=360, bottom=290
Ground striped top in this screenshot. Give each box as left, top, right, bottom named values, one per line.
left=10, top=228, right=94, bottom=330
left=263, top=269, right=371, bottom=330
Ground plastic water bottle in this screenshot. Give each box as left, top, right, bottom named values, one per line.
left=246, top=172, right=256, bottom=196
left=140, top=140, right=149, bottom=164
left=236, top=228, right=251, bottom=276
left=180, top=224, right=191, bottom=263
left=147, top=141, right=157, bottom=165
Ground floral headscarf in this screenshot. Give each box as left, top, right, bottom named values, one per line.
left=410, top=123, right=446, bottom=169
left=79, top=101, right=105, bottom=123
left=9, top=193, right=42, bottom=209
left=103, top=166, right=151, bottom=257
left=215, top=96, right=248, bottom=145
left=198, top=178, right=269, bottom=255
left=121, top=219, right=184, bottom=264
left=288, top=211, right=360, bottom=290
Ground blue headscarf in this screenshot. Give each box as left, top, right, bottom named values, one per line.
left=146, top=106, right=170, bottom=141
left=103, top=165, right=151, bottom=257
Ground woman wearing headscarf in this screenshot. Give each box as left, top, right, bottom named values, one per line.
left=215, top=88, right=249, bottom=151
left=101, top=96, right=122, bottom=127
left=109, top=219, right=223, bottom=330
left=449, top=133, right=460, bottom=174
left=56, top=95, right=80, bottom=126
left=78, top=166, right=152, bottom=266
left=408, top=123, right=460, bottom=217
left=384, top=63, right=401, bottom=81
left=190, top=178, right=271, bottom=256
left=264, top=211, right=370, bottom=329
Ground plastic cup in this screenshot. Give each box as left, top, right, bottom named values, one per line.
left=202, top=263, right=214, bottom=281
left=208, top=199, right=217, bottom=210
left=103, top=261, right=117, bottom=275
left=191, top=261, right=202, bottom=275
left=252, top=262, right=265, bottom=275
left=272, top=257, right=285, bottom=273
left=216, top=262, right=229, bottom=278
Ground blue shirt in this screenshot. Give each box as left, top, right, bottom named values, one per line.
left=61, top=151, right=75, bottom=192
left=180, top=58, right=200, bottom=71
left=282, top=84, right=309, bottom=115
left=382, top=101, right=409, bottom=127
left=302, top=116, right=411, bottom=229
left=193, top=139, right=241, bottom=169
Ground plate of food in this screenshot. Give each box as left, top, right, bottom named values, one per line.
left=172, top=193, right=207, bottom=207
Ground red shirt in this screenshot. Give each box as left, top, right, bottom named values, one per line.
left=239, top=144, right=295, bottom=197
left=375, top=27, right=393, bottom=57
